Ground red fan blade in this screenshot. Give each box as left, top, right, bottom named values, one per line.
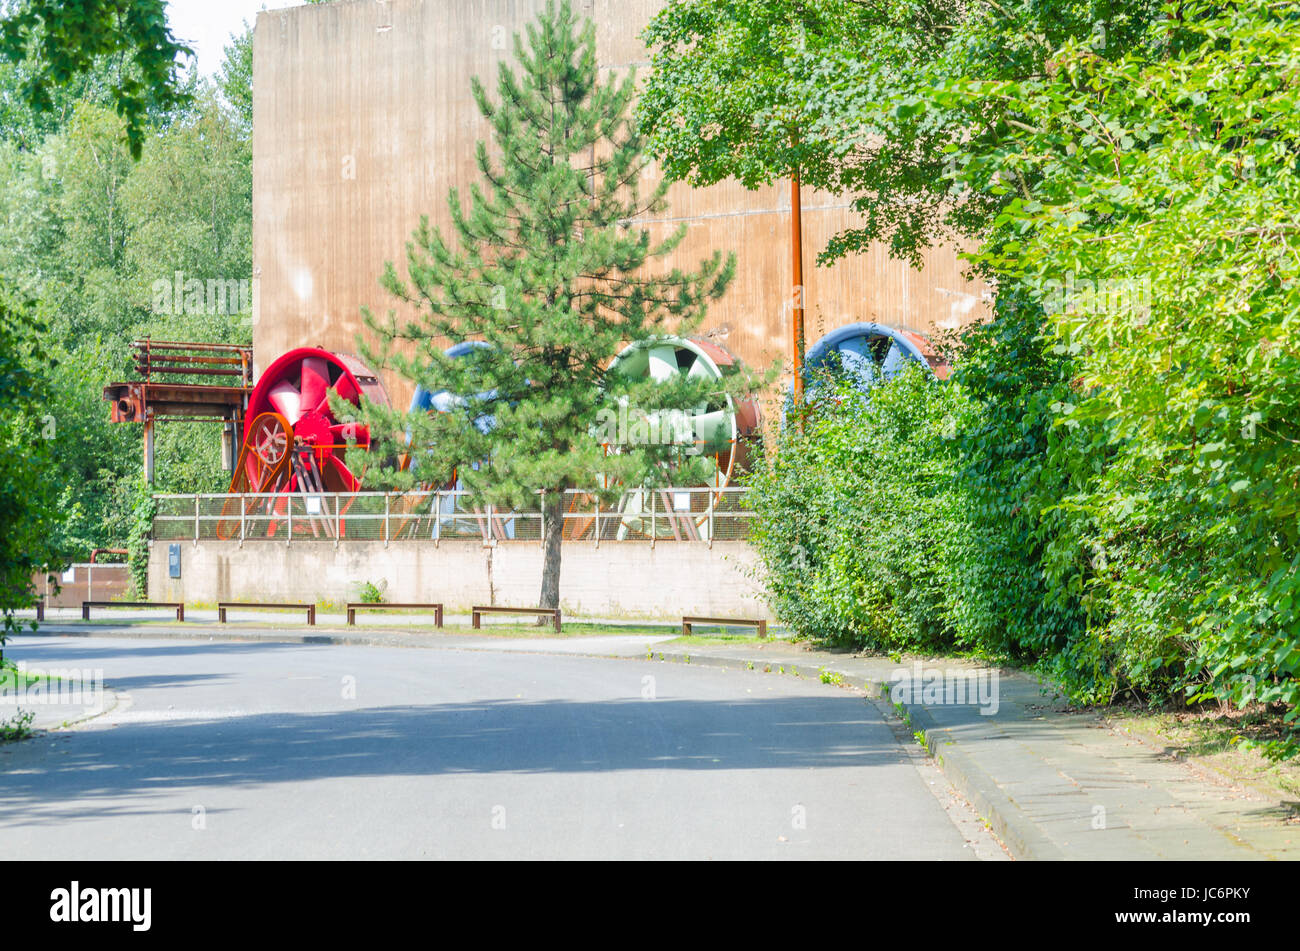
left=267, top=381, right=303, bottom=425
left=329, top=422, right=370, bottom=448
left=299, top=356, right=331, bottom=413
left=332, top=373, right=360, bottom=407
left=328, top=453, right=362, bottom=493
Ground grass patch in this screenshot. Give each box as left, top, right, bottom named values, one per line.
left=1, top=709, right=35, bottom=742
left=662, top=632, right=769, bottom=647
left=0, top=663, right=54, bottom=742
left=447, top=621, right=675, bottom=639
left=0, top=665, right=52, bottom=692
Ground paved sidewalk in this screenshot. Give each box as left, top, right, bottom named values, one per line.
left=11, top=621, right=1298, bottom=859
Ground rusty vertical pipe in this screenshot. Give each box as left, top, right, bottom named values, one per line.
left=143, top=414, right=156, bottom=484
left=791, top=168, right=806, bottom=421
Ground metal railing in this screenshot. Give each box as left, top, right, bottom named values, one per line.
left=152, top=487, right=754, bottom=546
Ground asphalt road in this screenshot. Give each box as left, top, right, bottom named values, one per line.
left=1, top=635, right=993, bottom=859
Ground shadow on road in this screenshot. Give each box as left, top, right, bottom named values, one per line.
left=0, top=695, right=903, bottom=823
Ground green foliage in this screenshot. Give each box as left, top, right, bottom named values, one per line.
left=0, top=45, right=115, bottom=150
left=126, top=483, right=155, bottom=599
left=0, top=0, right=192, bottom=158
left=639, top=0, right=862, bottom=189
left=216, top=23, right=252, bottom=134
left=718, top=0, right=1299, bottom=752
left=925, top=2, right=1300, bottom=744
left=0, top=36, right=252, bottom=558
left=356, top=580, right=386, bottom=605
left=0, top=708, right=35, bottom=742
left=0, top=290, right=67, bottom=646
left=640, top=0, right=1163, bottom=265
left=945, top=291, right=1102, bottom=693
left=748, top=365, right=968, bottom=654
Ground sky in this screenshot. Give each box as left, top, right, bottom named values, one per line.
left=166, top=0, right=307, bottom=77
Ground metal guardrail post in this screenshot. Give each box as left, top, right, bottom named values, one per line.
left=434, top=490, right=441, bottom=547
left=287, top=495, right=293, bottom=546
left=240, top=494, right=246, bottom=545
left=194, top=496, right=200, bottom=545
left=708, top=489, right=715, bottom=550
left=384, top=493, right=390, bottom=547
left=594, top=496, right=600, bottom=549
left=336, top=493, right=342, bottom=545
left=650, top=490, right=656, bottom=549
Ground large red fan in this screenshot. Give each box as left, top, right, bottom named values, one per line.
left=229, top=348, right=389, bottom=495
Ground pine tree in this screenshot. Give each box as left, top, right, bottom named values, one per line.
left=354, top=0, right=739, bottom=613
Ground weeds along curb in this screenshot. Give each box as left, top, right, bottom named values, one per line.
left=7, top=685, right=124, bottom=744
left=896, top=697, right=1064, bottom=861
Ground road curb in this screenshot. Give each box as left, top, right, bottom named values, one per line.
left=53, top=685, right=124, bottom=732
left=644, top=647, right=1062, bottom=861
left=17, top=685, right=122, bottom=742
left=899, top=700, right=1064, bottom=861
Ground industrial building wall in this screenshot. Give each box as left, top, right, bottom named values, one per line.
left=252, top=0, right=991, bottom=408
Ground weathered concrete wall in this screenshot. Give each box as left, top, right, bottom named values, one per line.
left=252, top=0, right=991, bottom=407
left=148, top=539, right=772, bottom=621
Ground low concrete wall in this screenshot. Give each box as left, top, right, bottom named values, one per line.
left=148, top=540, right=772, bottom=621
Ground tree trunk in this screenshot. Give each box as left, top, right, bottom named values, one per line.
left=538, top=490, right=565, bottom=622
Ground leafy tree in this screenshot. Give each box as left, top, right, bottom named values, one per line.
left=123, top=84, right=252, bottom=316
left=941, top=2, right=1300, bottom=740
left=727, top=0, right=1299, bottom=750
left=0, top=290, right=66, bottom=657
left=0, top=0, right=191, bottom=158
left=0, top=51, right=114, bottom=149
left=640, top=0, right=1162, bottom=265
left=352, top=0, right=738, bottom=612
left=217, top=23, right=252, bottom=135
left=0, top=30, right=251, bottom=558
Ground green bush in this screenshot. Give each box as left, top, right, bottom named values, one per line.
left=748, top=294, right=1241, bottom=711
left=0, top=291, right=67, bottom=649
left=748, top=364, right=968, bottom=654
left=945, top=293, right=1102, bottom=692
left=356, top=580, right=386, bottom=605
left=752, top=281, right=1300, bottom=756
